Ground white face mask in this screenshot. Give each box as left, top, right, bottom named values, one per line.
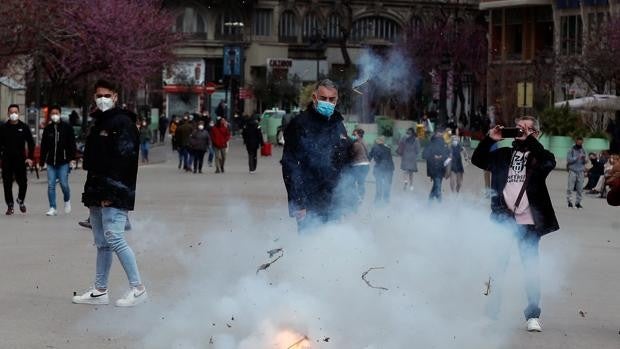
left=51, top=114, right=61, bottom=123
left=95, top=97, right=115, bottom=112
left=198, top=125, right=204, bottom=130
left=9, top=113, right=19, bottom=121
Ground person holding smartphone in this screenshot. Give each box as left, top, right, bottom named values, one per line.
left=471, top=116, right=559, bottom=333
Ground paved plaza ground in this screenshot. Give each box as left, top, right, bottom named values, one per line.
left=1, top=137, right=619, bottom=349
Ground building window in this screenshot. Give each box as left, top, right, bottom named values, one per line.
left=216, top=14, right=244, bottom=40
left=279, top=10, right=298, bottom=43
left=587, top=11, right=607, bottom=39
left=302, top=11, right=322, bottom=42
left=326, top=13, right=341, bottom=42
left=174, top=7, right=206, bottom=36
left=351, top=16, right=401, bottom=43
left=253, top=9, right=273, bottom=37
left=505, top=8, right=523, bottom=60
left=535, top=8, right=554, bottom=53
left=560, top=15, right=583, bottom=55
left=408, top=16, right=422, bottom=34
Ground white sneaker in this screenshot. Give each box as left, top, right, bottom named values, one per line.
left=526, top=318, right=542, bottom=332
left=115, top=287, right=148, bottom=307
left=45, top=208, right=57, bottom=216
left=64, top=201, right=71, bottom=214
left=72, top=288, right=109, bottom=305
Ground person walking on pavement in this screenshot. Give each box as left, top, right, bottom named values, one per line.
left=0, top=104, right=35, bottom=215
left=281, top=79, right=352, bottom=232
left=169, top=115, right=179, bottom=152
left=449, top=135, right=468, bottom=193
left=567, top=137, right=587, bottom=208
left=39, top=106, right=77, bottom=216
left=158, top=113, right=168, bottom=144
left=397, top=127, right=420, bottom=191
left=72, top=79, right=147, bottom=307
left=422, top=130, right=450, bottom=202
left=138, top=120, right=151, bottom=164
left=349, top=128, right=370, bottom=208
left=241, top=119, right=263, bottom=173
left=210, top=117, right=231, bottom=173
left=368, top=136, right=395, bottom=205
left=189, top=121, right=211, bottom=174
left=472, top=116, right=559, bottom=333
left=175, top=115, right=194, bottom=171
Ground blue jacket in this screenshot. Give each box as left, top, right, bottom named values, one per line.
left=281, top=105, right=351, bottom=216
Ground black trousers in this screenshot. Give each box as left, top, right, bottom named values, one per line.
left=193, top=150, right=206, bottom=172
left=2, top=159, right=28, bottom=206
left=247, top=147, right=258, bottom=172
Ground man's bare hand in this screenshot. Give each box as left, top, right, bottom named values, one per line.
left=295, top=209, right=307, bottom=221
left=489, top=126, right=503, bottom=141
left=101, top=200, right=112, bottom=207
left=25, top=159, right=33, bottom=167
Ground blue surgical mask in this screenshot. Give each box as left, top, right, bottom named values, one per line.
left=315, top=100, right=335, bottom=118
left=351, top=135, right=357, bottom=141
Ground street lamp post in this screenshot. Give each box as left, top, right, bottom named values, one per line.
left=223, top=21, right=244, bottom=122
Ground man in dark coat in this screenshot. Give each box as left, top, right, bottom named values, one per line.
left=0, top=104, right=35, bottom=215
left=73, top=79, right=147, bottom=308
left=40, top=105, right=77, bottom=216
left=281, top=79, right=351, bottom=232
left=422, top=130, right=450, bottom=201
left=242, top=119, right=263, bottom=173
left=369, top=136, right=395, bottom=205
left=472, top=115, right=559, bottom=333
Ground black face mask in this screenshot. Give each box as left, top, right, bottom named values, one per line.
left=575, top=144, right=583, bottom=149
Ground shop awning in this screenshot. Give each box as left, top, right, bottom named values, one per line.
left=554, top=94, right=620, bottom=112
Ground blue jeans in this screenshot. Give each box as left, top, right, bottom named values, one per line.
left=90, top=207, right=142, bottom=289
left=47, top=163, right=70, bottom=209
left=429, top=176, right=443, bottom=201
left=486, top=224, right=541, bottom=320
left=374, top=171, right=393, bottom=204
left=140, top=141, right=149, bottom=161
left=351, top=165, right=370, bottom=203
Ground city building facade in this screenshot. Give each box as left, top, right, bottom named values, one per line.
left=163, top=0, right=479, bottom=121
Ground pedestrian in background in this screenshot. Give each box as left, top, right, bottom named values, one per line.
left=472, top=116, right=559, bottom=333
left=39, top=105, right=77, bottom=216
left=139, top=120, right=151, bottom=164
left=175, top=115, right=194, bottom=171
left=169, top=115, right=179, bottom=151
left=397, top=127, right=420, bottom=191
left=242, top=119, right=263, bottom=173
left=369, top=136, right=395, bottom=205
left=74, top=79, right=147, bottom=307
left=422, top=129, right=450, bottom=202
left=566, top=137, right=587, bottom=209
left=0, top=104, right=35, bottom=215
left=210, top=117, right=231, bottom=173
left=158, top=113, right=168, bottom=144
left=449, top=135, right=468, bottom=193
left=189, top=121, right=211, bottom=174
left=349, top=128, right=370, bottom=208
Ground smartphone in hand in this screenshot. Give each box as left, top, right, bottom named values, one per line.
left=501, top=127, right=524, bottom=138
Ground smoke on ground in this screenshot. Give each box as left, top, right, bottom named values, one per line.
left=75, top=195, right=568, bottom=348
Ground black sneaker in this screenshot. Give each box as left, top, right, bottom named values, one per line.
left=568, top=202, right=573, bottom=208
left=576, top=203, right=583, bottom=209
left=78, top=218, right=92, bottom=229
left=16, top=199, right=26, bottom=213
left=5, top=206, right=14, bottom=215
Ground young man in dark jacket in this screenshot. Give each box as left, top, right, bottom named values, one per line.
left=0, top=104, right=35, bottom=215
left=72, top=80, right=147, bottom=307
left=281, top=79, right=351, bottom=232
left=422, top=130, right=450, bottom=201
left=40, top=105, right=77, bottom=216
left=472, top=115, right=559, bottom=333
left=369, top=136, right=395, bottom=205
left=242, top=119, right=263, bottom=173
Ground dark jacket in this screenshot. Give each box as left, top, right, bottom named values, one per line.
left=0, top=120, right=35, bottom=161
left=189, top=128, right=211, bottom=151
left=175, top=122, right=193, bottom=148
left=281, top=105, right=351, bottom=216
left=242, top=121, right=263, bottom=150
left=81, top=108, right=139, bottom=211
left=40, top=121, right=77, bottom=166
left=472, top=135, right=559, bottom=236
left=397, top=135, right=420, bottom=172
left=422, top=136, right=449, bottom=178
left=369, top=143, right=395, bottom=174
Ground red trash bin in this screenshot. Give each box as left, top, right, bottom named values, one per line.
left=261, top=142, right=272, bottom=156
